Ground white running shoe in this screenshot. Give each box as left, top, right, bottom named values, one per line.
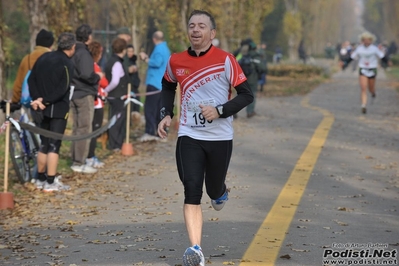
left=211, top=189, right=229, bottom=211
left=42, top=176, right=70, bottom=192
left=86, top=157, right=105, bottom=168
left=139, top=133, right=158, bottom=142
left=183, top=245, right=205, bottom=266
left=71, top=163, right=97, bottom=174
left=34, top=179, right=46, bottom=190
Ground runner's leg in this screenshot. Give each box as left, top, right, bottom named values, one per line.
left=176, top=136, right=206, bottom=246
left=368, top=76, right=376, bottom=96
left=359, top=75, right=368, bottom=107
left=204, top=140, right=232, bottom=200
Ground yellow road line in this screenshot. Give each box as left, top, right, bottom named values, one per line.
left=240, top=97, right=335, bottom=266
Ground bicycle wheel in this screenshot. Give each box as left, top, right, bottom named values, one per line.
left=9, top=128, right=31, bottom=183
left=25, top=130, right=39, bottom=180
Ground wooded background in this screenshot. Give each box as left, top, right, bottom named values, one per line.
left=0, top=0, right=398, bottom=113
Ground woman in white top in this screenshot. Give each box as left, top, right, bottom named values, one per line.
left=350, top=31, right=385, bottom=114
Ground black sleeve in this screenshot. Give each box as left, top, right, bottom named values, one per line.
left=219, top=80, right=254, bottom=118
left=28, top=63, right=40, bottom=101
left=161, top=77, right=177, bottom=118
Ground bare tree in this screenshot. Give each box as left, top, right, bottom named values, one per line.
left=28, top=0, right=49, bottom=52
left=283, top=0, right=301, bottom=61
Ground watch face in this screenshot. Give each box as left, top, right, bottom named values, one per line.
left=218, top=106, right=223, bottom=114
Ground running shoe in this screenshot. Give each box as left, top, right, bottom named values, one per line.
left=139, top=133, right=158, bottom=142
left=42, top=176, right=70, bottom=192
left=86, top=157, right=105, bottom=168
left=371, top=93, right=376, bottom=105
left=362, top=107, right=367, bottom=114
left=211, top=189, right=229, bottom=211
left=34, top=179, right=46, bottom=190
left=71, top=163, right=97, bottom=174
left=183, top=244, right=205, bottom=266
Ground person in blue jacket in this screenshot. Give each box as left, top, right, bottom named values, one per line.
left=139, top=31, right=171, bottom=142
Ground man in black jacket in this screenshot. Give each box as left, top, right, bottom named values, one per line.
left=29, top=32, right=76, bottom=192
left=70, top=24, right=102, bottom=174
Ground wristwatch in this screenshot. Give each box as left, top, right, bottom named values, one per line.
left=216, top=105, right=223, bottom=116
left=160, top=107, right=173, bottom=120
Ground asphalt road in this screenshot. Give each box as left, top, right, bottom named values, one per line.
left=1, top=67, right=399, bottom=266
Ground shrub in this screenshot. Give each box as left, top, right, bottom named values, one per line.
left=268, top=64, right=324, bottom=78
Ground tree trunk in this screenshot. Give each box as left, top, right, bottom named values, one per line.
left=0, top=0, right=5, bottom=123
left=28, top=0, right=49, bottom=52
left=284, top=0, right=300, bottom=62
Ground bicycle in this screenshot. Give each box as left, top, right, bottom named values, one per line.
left=1, top=100, right=39, bottom=184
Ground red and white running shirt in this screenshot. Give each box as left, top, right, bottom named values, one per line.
left=164, top=46, right=247, bottom=141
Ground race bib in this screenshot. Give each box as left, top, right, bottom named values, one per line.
left=184, top=98, right=218, bottom=128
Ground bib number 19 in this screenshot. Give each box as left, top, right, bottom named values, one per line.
left=193, top=113, right=213, bottom=125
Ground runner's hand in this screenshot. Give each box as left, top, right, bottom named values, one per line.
left=158, top=116, right=171, bottom=139
left=199, top=104, right=219, bottom=120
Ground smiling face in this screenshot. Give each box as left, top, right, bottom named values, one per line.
left=188, top=14, right=216, bottom=52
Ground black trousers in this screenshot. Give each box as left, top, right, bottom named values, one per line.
left=144, top=85, right=161, bottom=136
left=176, top=136, right=232, bottom=205
left=88, top=108, right=104, bottom=158
left=107, top=98, right=126, bottom=150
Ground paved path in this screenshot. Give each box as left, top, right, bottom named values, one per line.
left=1, top=68, right=399, bottom=266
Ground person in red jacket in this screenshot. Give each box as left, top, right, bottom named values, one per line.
left=87, top=41, right=108, bottom=167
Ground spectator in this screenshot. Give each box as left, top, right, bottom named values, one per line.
left=273, top=46, right=282, bottom=63
left=387, top=41, right=397, bottom=56
left=116, top=27, right=132, bottom=44
left=86, top=41, right=108, bottom=168
left=70, top=24, right=101, bottom=174
left=12, top=29, right=54, bottom=104
left=157, top=10, right=253, bottom=266
left=139, top=31, right=170, bottom=142
left=257, top=42, right=268, bottom=92
left=324, top=42, right=335, bottom=59
left=126, top=44, right=141, bottom=113
left=298, top=39, right=307, bottom=64
left=103, top=38, right=129, bottom=152
left=28, top=32, right=76, bottom=192
left=236, top=39, right=266, bottom=118
left=116, top=27, right=134, bottom=71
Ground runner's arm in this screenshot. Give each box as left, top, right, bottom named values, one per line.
left=219, top=80, right=253, bottom=118
left=160, top=77, right=177, bottom=119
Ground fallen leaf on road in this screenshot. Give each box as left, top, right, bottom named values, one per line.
left=280, top=254, right=291, bottom=259
left=334, top=220, right=348, bottom=226
left=292, top=248, right=310, bottom=252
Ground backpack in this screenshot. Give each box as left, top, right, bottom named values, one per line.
left=238, top=54, right=254, bottom=76
left=20, top=55, right=32, bottom=108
